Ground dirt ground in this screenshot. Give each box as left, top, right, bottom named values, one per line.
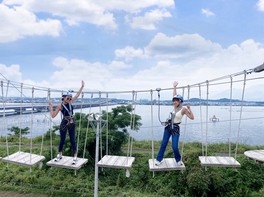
left=0, top=191, right=48, bottom=197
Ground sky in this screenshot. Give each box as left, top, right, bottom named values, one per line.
left=0, top=0, right=264, bottom=100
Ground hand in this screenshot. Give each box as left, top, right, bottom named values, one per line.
left=173, top=81, right=178, bottom=87
left=81, top=80, right=85, bottom=87
left=186, top=103, right=191, bottom=109
left=48, top=101, right=52, bottom=107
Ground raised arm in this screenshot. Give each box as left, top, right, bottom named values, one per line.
left=184, top=104, right=194, bottom=120
left=173, top=81, right=178, bottom=96
left=49, top=101, right=61, bottom=118
left=71, top=80, right=85, bottom=103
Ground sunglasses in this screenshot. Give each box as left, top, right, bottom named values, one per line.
left=66, top=97, right=72, bottom=101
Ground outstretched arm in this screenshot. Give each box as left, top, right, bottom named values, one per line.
left=49, top=101, right=61, bottom=118
left=184, top=104, right=194, bottom=120
left=71, top=80, right=85, bottom=103
left=173, top=81, right=178, bottom=96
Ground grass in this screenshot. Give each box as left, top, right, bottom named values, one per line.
left=0, top=140, right=264, bottom=196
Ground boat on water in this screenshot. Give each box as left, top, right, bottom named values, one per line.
left=210, top=115, right=219, bottom=122
left=0, top=109, right=16, bottom=117
left=22, top=108, right=38, bottom=114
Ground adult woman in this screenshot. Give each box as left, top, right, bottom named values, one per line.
left=155, top=81, right=194, bottom=166
left=49, top=81, right=84, bottom=165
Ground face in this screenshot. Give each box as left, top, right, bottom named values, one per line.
left=63, top=96, right=71, bottom=102
left=173, top=98, right=181, bottom=108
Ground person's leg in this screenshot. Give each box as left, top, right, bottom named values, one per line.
left=68, top=124, right=77, bottom=157
left=171, top=133, right=181, bottom=162
left=156, top=127, right=171, bottom=162
left=58, top=129, right=67, bottom=154
left=54, top=127, right=67, bottom=161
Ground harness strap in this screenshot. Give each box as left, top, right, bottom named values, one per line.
left=61, top=102, right=73, bottom=117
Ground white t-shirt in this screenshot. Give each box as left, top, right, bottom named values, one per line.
left=169, top=107, right=184, bottom=124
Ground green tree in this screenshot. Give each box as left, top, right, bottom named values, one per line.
left=64, top=105, right=142, bottom=159
left=8, top=126, right=30, bottom=136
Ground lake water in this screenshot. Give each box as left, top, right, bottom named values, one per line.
left=1, top=105, right=264, bottom=146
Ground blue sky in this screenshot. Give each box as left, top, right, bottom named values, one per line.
left=0, top=0, right=264, bottom=100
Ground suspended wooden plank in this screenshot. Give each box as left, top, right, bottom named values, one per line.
left=2, top=151, right=45, bottom=167
left=46, top=156, right=88, bottom=170
left=199, top=156, right=241, bottom=167
left=148, top=158, right=185, bottom=171
left=244, top=150, right=264, bottom=162
left=97, top=155, right=135, bottom=169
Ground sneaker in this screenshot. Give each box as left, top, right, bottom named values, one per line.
left=72, top=156, right=77, bottom=165
left=155, top=159, right=164, bottom=166
left=176, top=160, right=183, bottom=166
left=54, top=154, right=62, bottom=162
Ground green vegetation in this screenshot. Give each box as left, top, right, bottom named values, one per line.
left=8, top=126, right=30, bottom=136
left=0, top=105, right=264, bottom=196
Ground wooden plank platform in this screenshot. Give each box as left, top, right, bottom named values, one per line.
left=199, top=156, right=241, bottom=167
left=244, top=150, right=264, bottom=162
left=148, top=158, right=185, bottom=171
left=46, top=156, right=88, bottom=170
left=97, top=155, right=135, bottom=169
left=2, top=151, right=45, bottom=167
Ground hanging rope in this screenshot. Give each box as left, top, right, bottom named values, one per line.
left=199, top=84, right=204, bottom=156
left=98, top=92, right=103, bottom=160
left=48, top=89, right=53, bottom=159
left=229, top=76, right=233, bottom=157
left=235, top=71, right=247, bottom=159
left=19, top=83, right=23, bottom=152
left=30, top=87, right=34, bottom=164
left=205, top=80, right=209, bottom=158
left=40, top=90, right=50, bottom=157
left=83, top=93, right=93, bottom=158
left=1, top=81, right=10, bottom=158
left=150, top=90, right=155, bottom=167
left=106, top=93, right=109, bottom=155
left=76, top=92, right=84, bottom=156
left=156, top=88, right=163, bottom=125
left=130, top=92, right=137, bottom=158
left=181, top=86, right=190, bottom=158
left=126, top=91, right=136, bottom=161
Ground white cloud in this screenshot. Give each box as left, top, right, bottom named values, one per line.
left=145, top=33, right=222, bottom=59
left=0, top=64, right=22, bottom=81
left=201, top=8, right=215, bottom=17
left=0, top=4, right=62, bottom=43
left=3, top=0, right=117, bottom=29
left=109, top=61, right=132, bottom=70
left=257, top=0, right=264, bottom=11
left=51, top=57, right=129, bottom=90
left=48, top=36, right=264, bottom=98
left=3, top=0, right=175, bottom=31
left=128, top=9, right=172, bottom=30
left=2, top=33, right=264, bottom=100
left=115, top=46, right=144, bottom=61
left=96, top=0, right=174, bottom=13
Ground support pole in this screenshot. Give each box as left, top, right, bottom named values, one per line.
left=94, top=120, right=100, bottom=197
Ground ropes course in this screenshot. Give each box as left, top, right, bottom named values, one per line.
left=0, top=63, right=264, bottom=197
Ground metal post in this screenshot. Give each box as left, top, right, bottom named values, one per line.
left=94, top=120, right=100, bottom=197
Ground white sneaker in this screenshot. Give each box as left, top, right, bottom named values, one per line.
left=54, top=154, right=62, bottom=162
left=155, top=159, right=164, bottom=166
left=72, top=156, right=77, bottom=165
left=176, top=160, right=183, bottom=166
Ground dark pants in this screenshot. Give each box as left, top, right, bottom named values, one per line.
left=58, top=119, right=77, bottom=154
left=156, top=126, right=181, bottom=162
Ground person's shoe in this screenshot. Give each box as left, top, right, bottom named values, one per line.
left=176, top=160, right=183, bottom=166
left=72, top=156, right=77, bottom=165
left=155, top=159, right=164, bottom=166
left=54, top=154, right=62, bottom=162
